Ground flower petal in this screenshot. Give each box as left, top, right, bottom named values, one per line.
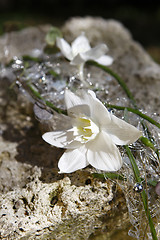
left=86, top=90, right=112, bottom=126
left=87, top=90, right=96, bottom=98
left=42, top=129, right=82, bottom=149
left=95, top=55, right=113, bottom=66
left=71, top=34, right=91, bottom=58
left=85, top=91, right=141, bottom=146
left=65, top=89, right=111, bottom=126
left=86, top=131, right=123, bottom=171
left=58, top=145, right=88, bottom=173
left=71, top=44, right=109, bottom=65
left=67, top=105, right=90, bottom=118
left=103, top=114, right=142, bottom=145
left=65, top=89, right=86, bottom=108
left=56, top=37, right=73, bottom=60
left=64, top=89, right=91, bottom=114
left=70, top=54, right=85, bottom=65
left=81, top=44, right=108, bottom=61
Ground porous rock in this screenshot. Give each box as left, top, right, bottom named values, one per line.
left=62, top=17, right=160, bottom=113
left=1, top=16, right=160, bottom=239
left=0, top=80, right=127, bottom=239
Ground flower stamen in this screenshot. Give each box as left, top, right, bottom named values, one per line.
left=73, top=116, right=99, bottom=143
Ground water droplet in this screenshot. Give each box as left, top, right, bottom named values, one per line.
left=133, top=183, right=143, bottom=193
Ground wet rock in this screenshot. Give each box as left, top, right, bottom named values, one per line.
left=0, top=77, right=127, bottom=239
left=63, top=17, right=160, bottom=113
left=0, top=17, right=160, bottom=239
left=0, top=25, right=51, bottom=63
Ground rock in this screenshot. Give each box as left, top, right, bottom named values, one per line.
left=0, top=17, right=160, bottom=239
left=0, top=25, right=51, bottom=63
left=0, top=76, right=127, bottom=239
left=62, top=17, right=160, bottom=113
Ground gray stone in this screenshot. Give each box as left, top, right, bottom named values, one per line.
left=0, top=25, right=51, bottom=64
left=0, top=74, right=126, bottom=239
left=0, top=16, right=160, bottom=239
left=62, top=17, right=160, bottom=113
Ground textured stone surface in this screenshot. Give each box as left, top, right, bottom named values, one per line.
left=63, top=17, right=160, bottom=113
left=0, top=25, right=51, bottom=64
left=0, top=16, right=160, bottom=239
left=0, top=80, right=127, bottom=239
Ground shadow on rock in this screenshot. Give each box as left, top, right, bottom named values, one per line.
left=2, top=120, right=65, bottom=180
left=15, top=125, right=63, bottom=168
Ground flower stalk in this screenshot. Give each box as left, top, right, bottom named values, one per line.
left=88, top=61, right=159, bottom=154
left=17, top=66, right=158, bottom=239
left=42, top=89, right=141, bottom=173
left=105, top=104, right=160, bottom=129
left=125, top=145, right=158, bottom=240
left=87, top=60, right=138, bottom=108
left=20, top=80, right=67, bottom=115
left=56, top=34, right=113, bottom=82
left=23, top=80, right=160, bottom=138
left=87, top=60, right=158, bottom=239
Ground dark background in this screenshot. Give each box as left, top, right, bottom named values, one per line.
left=0, top=0, right=160, bottom=49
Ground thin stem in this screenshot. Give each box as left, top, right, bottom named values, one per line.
left=88, top=61, right=158, bottom=239
left=125, top=145, right=141, bottom=182
left=87, top=61, right=154, bottom=140
left=87, top=61, right=138, bottom=108
left=78, top=63, right=84, bottom=82
left=125, top=146, right=158, bottom=240
left=29, top=83, right=67, bottom=115
left=19, top=79, right=67, bottom=115
left=78, top=63, right=90, bottom=87
left=105, top=104, right=160, bottom=129
left=107, top=103, right=159, bottom=160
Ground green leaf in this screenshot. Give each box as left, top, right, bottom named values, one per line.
left=24, top=82, right=67, bottom=115
left=125, top=145, right=158, bottom=240
left=45, top=26, right=62, bottom=46
left=140, top=136, right=155, bottom=150
left=105, top=104, right=160, bottom=130
left=47, top=69, right=59, bottom=77
left=147, top=179, right=158, bottom=187
left=22, top=55, right=42, bottom=63
left=44, top=45, right=60, bottom=55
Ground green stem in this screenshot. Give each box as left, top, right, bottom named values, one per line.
left=25, top=82, right=67, bottom=115
left=106, top=104, right=160, bottom=158
left=140, top=136, right=159, bottom=160
left=88, top=62, right=158, bottom=238
left=91, top=60, right=160, bottom=142
left=105, top=104, right=160, bottom=129
left=87, top=61, right=138, bottom=109
left=87, top=61, right=155, bottom=139
left=87, top=61, right=154, bottom=142
left=125, top=145, right=141, bottom=182
left=125, top=146, right=158, bottom=240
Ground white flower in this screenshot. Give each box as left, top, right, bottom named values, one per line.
left=42, top=89, right=142, bottom=173
left=56, top=33, right=113, bottom=81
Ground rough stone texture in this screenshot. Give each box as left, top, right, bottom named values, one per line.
left=0, top=172, right=117, bottom=239
left=0, top=25, right=51, bottom=64
left=62, top=17, right=160, bottom=114
left=0, top=16, right=160, bottom=239
left=0, top=36, right=128, bottom=240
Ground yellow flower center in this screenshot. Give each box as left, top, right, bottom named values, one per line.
left=73, top=116, right=99, bottom=143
